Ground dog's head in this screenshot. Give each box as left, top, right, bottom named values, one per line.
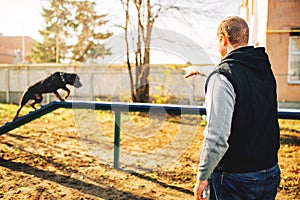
left=63, top=73, right=82, bottom=88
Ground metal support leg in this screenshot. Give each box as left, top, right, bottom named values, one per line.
left=113, top=111, right=121, bottom=169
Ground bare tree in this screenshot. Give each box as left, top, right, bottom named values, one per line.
left=119, top=0, right=223, bottom=103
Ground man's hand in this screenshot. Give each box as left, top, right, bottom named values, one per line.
left=194, top=179, right=208, bottom=200
left=183, top=65, right=206, bottom=78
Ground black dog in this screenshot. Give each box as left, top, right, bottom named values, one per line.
left=13, top=72, right=82, bottom=120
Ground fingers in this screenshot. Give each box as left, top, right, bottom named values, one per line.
left=194, top=180, right=208, bottom=200
left=194, top=192, right=208, bottom=200
left=194, top=184, right=203, bottom=200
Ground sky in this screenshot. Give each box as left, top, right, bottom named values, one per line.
left=0, top=0, right=241, bottom=64
left=0, top=0, right=44, bottom=40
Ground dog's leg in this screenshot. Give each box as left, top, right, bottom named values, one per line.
left=53, top=91, right=65, bottom=101
left=13, top=105, right=24, bottom=121
left=63, top=88, right=70, bottom=99
left=13, top=91, right=30, bottom=121
left=30, top=101, right=37, bottom=109
left=30, top=94, right=43, bottom=110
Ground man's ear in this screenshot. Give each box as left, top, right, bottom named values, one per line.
left=219, top=34, right=228, bottom=46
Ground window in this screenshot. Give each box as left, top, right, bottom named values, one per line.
left=288, top=32, right=300, bottom=84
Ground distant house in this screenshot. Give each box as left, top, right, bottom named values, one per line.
left=0, top=35, right=37, bottom=64
left=240, top=0, right=300, bottom=103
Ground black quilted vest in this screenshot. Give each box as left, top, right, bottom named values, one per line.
left=205, top=46, right=280, bottom=172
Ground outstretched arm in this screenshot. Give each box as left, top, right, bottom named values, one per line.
left=183, top=65, right=207, bottom=78
left=183, top=65, right=200, bottom=78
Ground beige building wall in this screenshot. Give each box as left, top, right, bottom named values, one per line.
left=267, top=0, right=300, bottom=102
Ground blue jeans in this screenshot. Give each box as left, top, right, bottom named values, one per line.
left=210, top=164, right=280, bottom=200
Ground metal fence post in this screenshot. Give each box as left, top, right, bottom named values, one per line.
left=113, top=110, right=121, bottom=169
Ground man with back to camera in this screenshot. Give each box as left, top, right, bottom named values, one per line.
left=185, top=16, right=281, bottom=200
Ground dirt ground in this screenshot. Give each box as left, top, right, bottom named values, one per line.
left=0, top=103, right=299, bottom=200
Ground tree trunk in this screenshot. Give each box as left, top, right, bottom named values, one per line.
left=134, top=0, right=152, bottom=103
left=124, top=0, right=136, bottom=102
left=135, top=64, right=150, bottom=102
